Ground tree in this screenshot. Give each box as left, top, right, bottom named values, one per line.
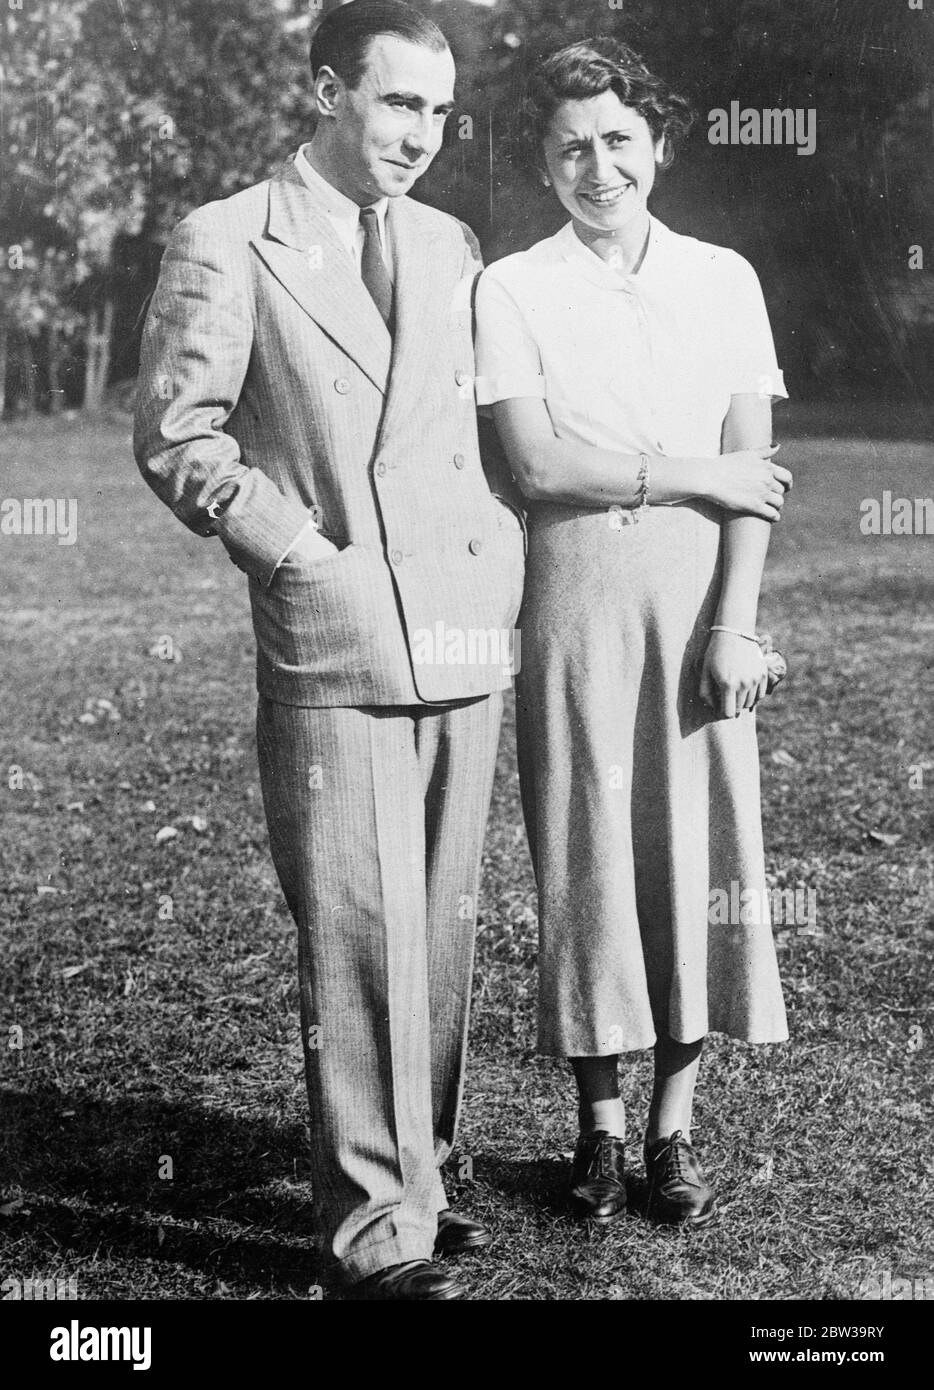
left=1, top=0, right=308, bottom=414
left=80, top=0, right=311, bottom=242
left=462, top=0, right=934, bottom=396
left=1, top=0, right=169, bottom=411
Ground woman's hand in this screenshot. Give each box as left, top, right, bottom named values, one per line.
left=699, top=631, right=769, bottom=718
left=700, top=446, right=792, bottom=521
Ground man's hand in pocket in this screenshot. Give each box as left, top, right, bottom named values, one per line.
left=283, top=523, right=339, bottom=567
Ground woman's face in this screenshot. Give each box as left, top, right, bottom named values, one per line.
left=542, top=91, right=665, bottom=238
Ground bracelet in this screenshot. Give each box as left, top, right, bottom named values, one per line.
left=709, top=624, right=760, bottom=645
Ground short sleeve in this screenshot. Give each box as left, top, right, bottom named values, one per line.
left=724, top=254, right=789, bottom=402
left=474, top=268, right=547, bottom=405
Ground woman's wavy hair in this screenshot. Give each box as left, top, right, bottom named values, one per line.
left=515, top=36, right=695, bottom=176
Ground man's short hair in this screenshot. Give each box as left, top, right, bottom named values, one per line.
left=309, top=0, right=449, bottom=90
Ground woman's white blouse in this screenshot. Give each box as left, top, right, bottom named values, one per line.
left=474, top=216, right=787, bottom=460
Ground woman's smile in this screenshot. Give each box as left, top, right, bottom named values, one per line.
left=542, top=91, right=665, bottom=256
left=579, top=181, right=634, bottom=206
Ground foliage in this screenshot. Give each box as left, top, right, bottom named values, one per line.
left=1, top=2, right=163, bottom=331
left=1, top=0, right=932, bottom=406
left=0, top=0, right=309, bottom=408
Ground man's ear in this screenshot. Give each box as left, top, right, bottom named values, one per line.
left=314, top=64, right=342, bottom=118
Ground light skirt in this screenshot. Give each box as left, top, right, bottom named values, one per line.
left=516, top=499, right=789, bottom=1057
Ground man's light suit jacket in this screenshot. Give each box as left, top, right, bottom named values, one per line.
left=134, top=157, right=525, bottom=706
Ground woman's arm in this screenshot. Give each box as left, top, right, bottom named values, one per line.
left=698, top=393, right=778, bottom=719
left=490, top=396, right=791, bottom=520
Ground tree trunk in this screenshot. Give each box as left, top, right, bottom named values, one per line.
left=14, top=329, right=37, bottom=417
left=0, top=322, right=7, bottom=419
left=47, top=323, right=63, bottom=414
left=84, top=297, right=114, bottom=413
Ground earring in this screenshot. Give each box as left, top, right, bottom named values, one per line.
left=541, top=176, right=551, bottom=188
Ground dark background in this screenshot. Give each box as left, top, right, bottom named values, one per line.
left=1, top=0, right=932, bottom=415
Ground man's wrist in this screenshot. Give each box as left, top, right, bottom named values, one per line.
left=204, top=481, right=240, bottom=530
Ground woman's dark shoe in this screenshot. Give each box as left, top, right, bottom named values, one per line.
left=354, top=1259, right=465, bottom=1300
left=569, top=1131, right=627, bottom=1224
left=644, top=1130, right=716, bottom=1226
left=434, top=1209, right=492, bottom=1256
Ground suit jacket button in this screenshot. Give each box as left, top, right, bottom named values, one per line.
left=453, top=453, right=466, bottom=469
left=468, top=538, right=483, bottom=556
left=391, top=549, right=403, bottom=566
left=455, top=370, right=471, bottom=387
left=334, top=377, right=351, bottom=394
left=375, top=460, right=387, bottom=477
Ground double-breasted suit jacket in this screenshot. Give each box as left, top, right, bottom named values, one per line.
left=134, top=156, right=525, bottom=705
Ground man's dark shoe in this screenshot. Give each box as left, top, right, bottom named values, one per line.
left=355, top=1259, right=466, bottom=1300
left=644, top=1130, right=716, bottom=1226
left=434, top=1209, right=492, bottom=1256
left=569, top=1131, right=627, bottom=1224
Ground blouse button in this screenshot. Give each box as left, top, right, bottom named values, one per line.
left=453, top=453, right=466, bottom=469
left=390, top=549, right=403, bottom=566
left=454, top=370, right=471, bottom=387
left=375, top=461, right=387, bottom=477
left=334, top=377, right=351, bottom=394
left=468, top=538, right=483, bottom=556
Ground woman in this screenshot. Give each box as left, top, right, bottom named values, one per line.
left=475, top=37, right=791, bottom=1227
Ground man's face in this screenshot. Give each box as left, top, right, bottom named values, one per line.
left=321, top=35, right=456, bottom=203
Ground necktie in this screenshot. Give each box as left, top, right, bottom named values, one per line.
left=359, top=207, right=394, bottom=332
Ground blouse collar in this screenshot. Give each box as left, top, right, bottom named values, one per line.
left=555, top=214, right=672, bottom=292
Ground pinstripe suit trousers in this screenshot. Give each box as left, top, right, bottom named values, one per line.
left=256, top=692, right=503, bottom=1281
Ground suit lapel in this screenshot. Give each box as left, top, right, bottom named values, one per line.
left=251, top=160, right=392, bottom=394
left=378, top=196, right=453, bottom=446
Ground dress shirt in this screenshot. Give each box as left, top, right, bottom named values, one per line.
left=294, top=143, right=393, bottom=276
left=272, top=147, right=394, bottom=568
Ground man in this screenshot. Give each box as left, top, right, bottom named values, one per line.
left=134, top=0, right=524, bottom=1300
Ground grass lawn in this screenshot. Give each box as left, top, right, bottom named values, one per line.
left=1, top=407, right=932, bottom=1301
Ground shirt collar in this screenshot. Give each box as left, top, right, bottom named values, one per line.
left=293, top=144, right=390, bottom=248
left=556, top=214, right=671, bottom=291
